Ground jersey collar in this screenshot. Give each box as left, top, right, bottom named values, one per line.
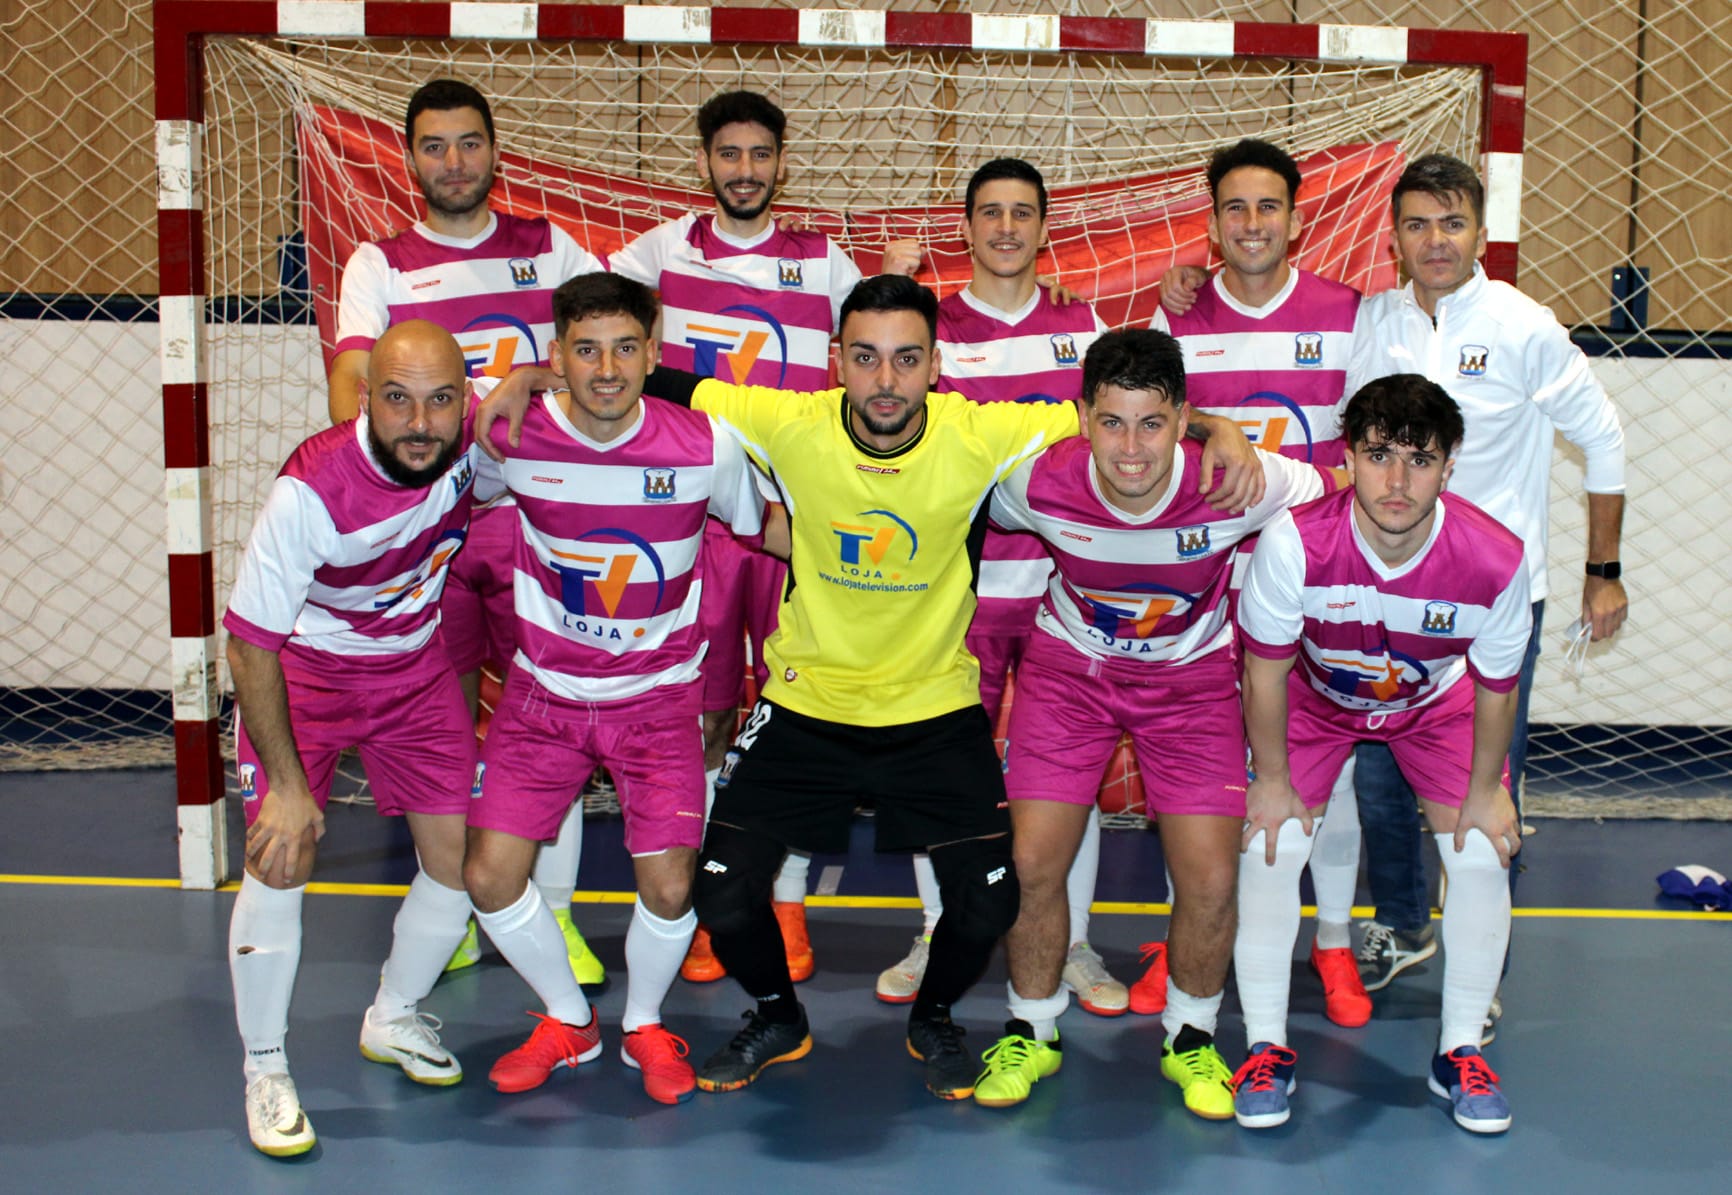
left=840, top=395, right=929, bottom=459
left=1210, top=265, right=1300, bottom=319
left=412, top=210, right=500, bottom=250
left=958, top=284, right=1042, bottom=327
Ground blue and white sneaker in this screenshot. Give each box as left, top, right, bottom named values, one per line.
left=1231, top=1042, right=1297, bottom=1128
left=1428, top=1045, right=1512, bottom=1133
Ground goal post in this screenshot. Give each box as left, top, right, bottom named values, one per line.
left=151, top=2, right=1524, bottom=887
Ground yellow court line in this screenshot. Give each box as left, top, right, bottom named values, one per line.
left=4, top=874, right=1730, bottom=921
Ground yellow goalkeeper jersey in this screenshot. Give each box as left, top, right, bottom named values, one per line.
left=695, top=381, right=1078, bottom=726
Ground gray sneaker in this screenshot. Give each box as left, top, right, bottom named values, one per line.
left=1355, top=920, right=1437, bottom=991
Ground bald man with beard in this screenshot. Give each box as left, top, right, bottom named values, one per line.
left=224, top=320, right=497, bottom=1157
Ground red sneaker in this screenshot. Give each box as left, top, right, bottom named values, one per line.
left=773, top=900, right=815, bottom=983
left=622, top=1023, right=696, bottom=1105
left=488, top=1011, right=602, bottom=1093
left=680, top=926, right=726, bottom=983
left=1128, top=941, right=1168, bottom=1015
left=1309, top=942, right=1373, bottom=1028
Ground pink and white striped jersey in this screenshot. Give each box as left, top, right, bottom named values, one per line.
left=1151, top=269, right=1364, bottom=467
left=478, top=392, right=767, bottom=715
left=610, top=213, right=860, bottom=391
left=991, top=437, right=1326, bottom=675
left=224, top=414, right=494, bottom=688
left=334, top=212, right=602, bottom=380
left=938, top=285, right=1104, bottom=625
left=1238, top=488, right=1532, bottom=714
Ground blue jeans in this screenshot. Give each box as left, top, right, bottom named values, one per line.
left=1355, top=600, right=1545, bottom=931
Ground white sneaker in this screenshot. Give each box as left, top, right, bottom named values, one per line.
left=1062, top=943, right=1128, bottom=1016
left=875, top=934, right=930, bottom=1004
left=245, top=1072, right=316, bottom=1157
left=360, top=1008, right=463, bottom=1086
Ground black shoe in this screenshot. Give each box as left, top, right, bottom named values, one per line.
left=1355, top=920, right=1438, bottom=992
left=906, top=1015, right=978, bottom=1101
left=695, top=1007, right=812, bottom=1093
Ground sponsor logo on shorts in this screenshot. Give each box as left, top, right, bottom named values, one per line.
left=1459, top=344, right=1489, bottom=376
left=508, top=257, right=538, bottom=287
left=1421, top=601, right=1458, bottom=635
left=703, top=859, right=729, bottom=874
left=717, top=749, right=741, bottom=788
left=777, top=258, right=803, bottom=288
left=643, top=468, right=677, bottom=501
left=239, top=763, right=258, bottom=803
left=1294, top=332, right=1324, bottom=368
left=470, top=762, right=486, bottom=799
left=1050, top=333, right=1080, bottom=365
left=1175, top=525, right=1210, bottom=558
left=986, top=867, right=1007, bottom=884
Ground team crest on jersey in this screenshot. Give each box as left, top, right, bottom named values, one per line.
left=508, top=257, right=538, bottom=287
left=1294, top=333, right=1324, bottom=368
left=239, top=763, right=257, bottom=803
left=449, top=456, right=474, bottom=498
left=1459, top=345, right=1489, bottom=376
left=643, top=468, right=677, bottom=501
left=1421, top=601, right=1459, bottom=635
left=1050, top=333, right=1080, bottom=366
left=470, top=763, right=486, bottom=799
left=777, top=258, right=804, bottom=288
left=1175, top=525, right=1211, bottom=558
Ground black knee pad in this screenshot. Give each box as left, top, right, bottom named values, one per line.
left=929, top=835, right=1020, bottom=942
left=692, top=823, right=785, bottom=937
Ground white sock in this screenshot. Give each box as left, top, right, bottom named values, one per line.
left=531, top=801, right=582, bottom=915
left=622, top=897, right=698, bottom=1033
left=1066, top=805, right=1103, bottom=946
left=772, top=850, right=811, bottom=905
left=230, top=872, right=304, bottom=1083
left=703, top=766, right=721, bottom=820
left=1161, top=980, right=1223, bottom=1042
left=1234, top=820, right=1315, bottom=1048
left=1309, top=759, right=1360, bottom=949
left=475, top=883, right=591, bottom=1026
left=1435, top=830, right=1511, bottom=1053
left=913, top=853, right=943, bottom=935
left=1007, top=980, right=1069, bottom=1042
left=372, top=871, right=472, bottom=1022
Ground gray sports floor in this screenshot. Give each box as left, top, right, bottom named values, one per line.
left=2, top=770, right=1728, bottom=1192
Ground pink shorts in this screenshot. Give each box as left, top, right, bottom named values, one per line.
left=442, top=502, right=517, bottom=675
left=699, top=520, right=785, bottom=711
left=470, top=670, right=706, bottom=854
left=1004, top=635, right=1249, bottom=818
left=1285, top=672, right=1508, bottom=808
left=967, top=602, right=1038, bottom=722
left=235, top=665, right=475, bottom=825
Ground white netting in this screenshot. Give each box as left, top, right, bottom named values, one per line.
left=4, top=0, right=1730, bottom=823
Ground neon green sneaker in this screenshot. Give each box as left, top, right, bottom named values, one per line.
left=442, top=917, right=481, bottom=974
left=974, top=1019, right=1062, bottom=1108
left=1160, top=1026, right=1234, bottom=1120
left=553, top=905, right=605, bottom=985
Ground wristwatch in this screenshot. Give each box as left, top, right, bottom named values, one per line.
left=1585, top=561, right=1622, bottom=580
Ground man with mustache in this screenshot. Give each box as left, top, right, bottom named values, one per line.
left=326, top=78, right=608, bottom=985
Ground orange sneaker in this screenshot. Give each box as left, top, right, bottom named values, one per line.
left=773, top=900, right=815, bottom=983
left=488, top=1011, right=602, bottom=1093
left=622, top=1023, right=696, bottom=1105
left=1309, top=942, right=1372, bottom=1027
left=680, top=926, right=726, bottom=983
left=1128, top=940, right=1169, bottom=1015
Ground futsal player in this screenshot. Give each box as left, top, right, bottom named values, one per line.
left=610, top=89, right=921, bottom=984
left=326, top=78, right=606, bottom=983
left=461, top=273, right=771, bottom=1106
left=225, top=321, right=486, bottom=1156
left=1234, top=373, right=1529, bottom=1134
left=973, top=328, right=1332, bottom=1116
left=878, top=157, right=1128, bottom=1017
left=1139, top=138, right=1371, bottom=1028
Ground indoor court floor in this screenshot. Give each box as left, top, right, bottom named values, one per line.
left=3, top=767, right=1728, bottom=1193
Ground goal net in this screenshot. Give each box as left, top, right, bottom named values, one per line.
left=6, top=1, right=1729, bottom=886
